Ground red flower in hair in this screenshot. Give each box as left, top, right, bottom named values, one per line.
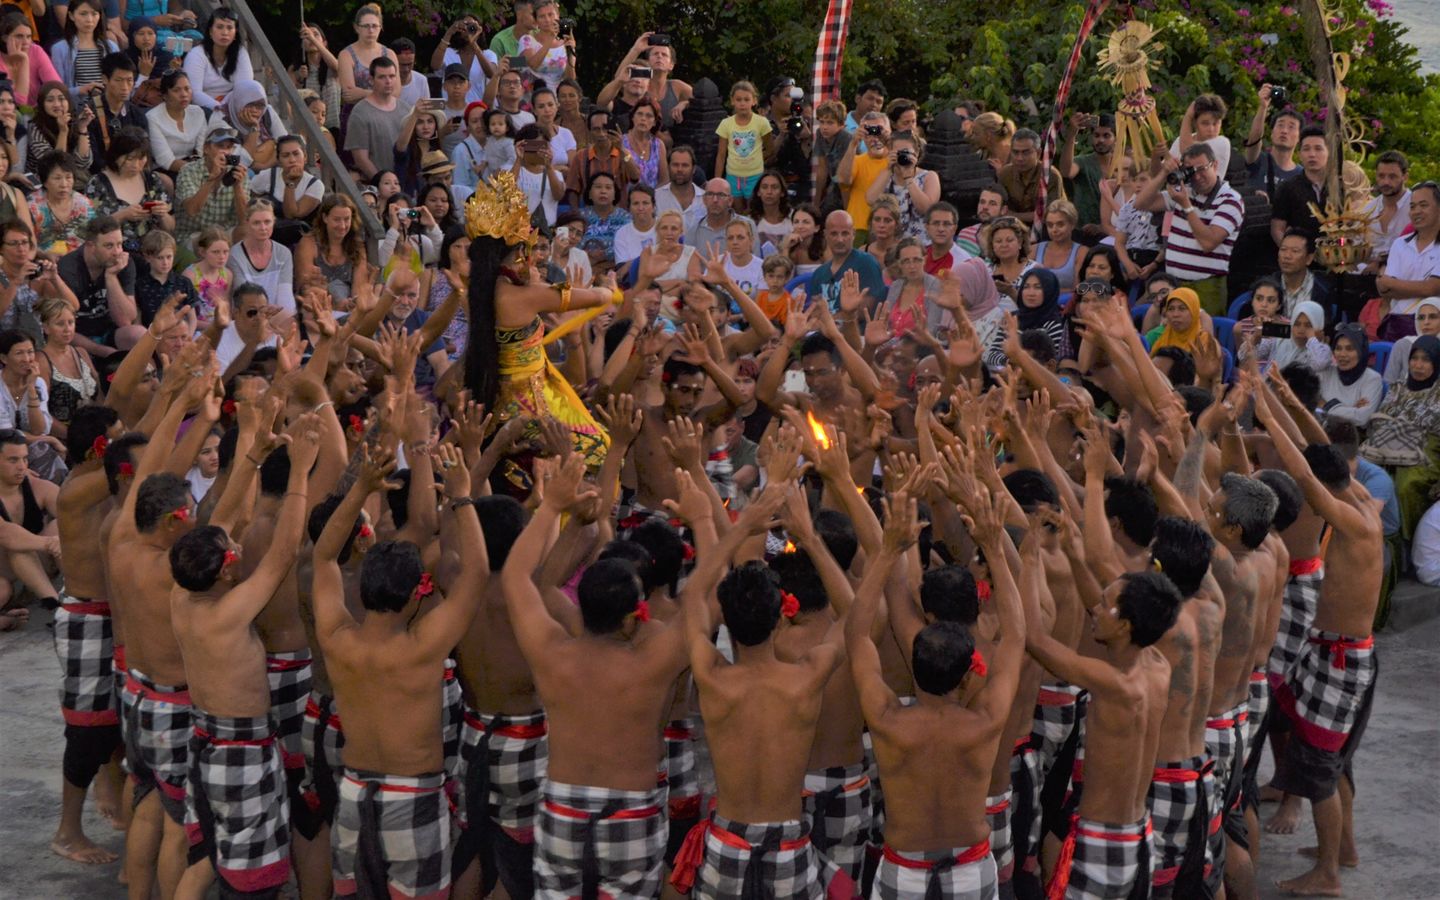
left=661, top=371, right=673, bottom=384
left=170, top=506, right=191, bottom=522
left=976, top=579, right=992, bottom=602
left=780, top=591, right=800, bottom=619
left=106, top=372, right=116, bottom=383
left=970, top=649, right=988, bottom=677
left=118, top=462, right=135, bottom=477
left=348, top=414, right=365, bottom=436
left=634, top=599, right=651, bottom=623
left=222, top=549, right=238, bottom=568
left=90, top=435, right=109, bottom=460
left=412, top=573, right=435, bottom=602
left=358, top=524, right=374, bottom=539
left=682, top=542, right=695, bottom=561
left=222, top=399, right=237, bottom=416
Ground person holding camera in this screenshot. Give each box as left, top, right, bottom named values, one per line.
left=489, top=0, right=536, bottom=59
left=518, top=0, right=574, bottom=94
left=513, top=123, right=564, bottom=227
left=0, top=222, right=77, bottom=343
left=762, top=77, right=814, bottom=201
left=432, top=14, right=497, bottom=107
left=175, top=119, right=248, bottom=250
left=1056, top=110, right=1116, bottom=234
left=27, top=82, right=96, bottom=179
left=1243, top=85, right=1302, bottom=199
left=835, top=111, right=890, bottom=239
left=864, top=130, right=938, bottom=242
left=1133, top=141, right=1244, bottom=316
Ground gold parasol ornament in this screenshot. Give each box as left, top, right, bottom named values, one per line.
left=1097, top=20, right=1167, bottom=178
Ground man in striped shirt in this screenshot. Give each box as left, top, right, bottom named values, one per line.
left=1135, top=143, right=1244, bottom=315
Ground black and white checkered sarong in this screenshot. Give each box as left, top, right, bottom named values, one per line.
left=802, top=762, right=870, bottom=886
left=687, top=815, right=824, bottom=900
left=332, top=768, right=450, bottom=900
left=534, top=779, right=667, bottom=899
left=265, top=650, right=312, bottom=776
left=1050, top=815, right=1152, bottom=899
left=297, top=690, right=345, bottom=837
left=1275, top=628, right=1377, bottom=751
left=187, top=711, right=291, bottom=894
left=1148, top=755, right=1213, bottom=895
left=1267, top=563, right=1322, bottom=687
left=123, top=668, right=192, bottom=824
left=874, top=840, right=997, bottom=899
left=53, top=596, right=117, bottom=726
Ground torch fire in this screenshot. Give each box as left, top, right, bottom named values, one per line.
left=805, top=411, right=831, bottom=450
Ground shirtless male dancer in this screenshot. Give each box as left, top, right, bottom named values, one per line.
left=1252, top=380, right=1383, bottom=898
left=313, top=444, right=486, bottom=900
left=168, top=415, right=321, bottom=898
left=849, top=487, right=1027, bottom=898
left=502, top=452, right=692, bottom=899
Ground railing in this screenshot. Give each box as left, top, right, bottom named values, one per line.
left=190, top=0, right=383, bottom=259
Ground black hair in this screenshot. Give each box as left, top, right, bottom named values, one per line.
left=912, top=621, right=976, bottom=696
left=1303, top=443, right=1351, bottom=489
left=630, top=519, right=685, bottom=594
left=170, top=525, right=230, bottom=591
left=812, top=509, right=859, bottom=570
left=104, top=433, right=148, bottom=495
left=798, top=332, right=841, bottom=365
left=920, top=565, right=979, bottom=625
left=769, top=550, right=828, bottom=613
left=661, top=356, right=704, bottom=385
left=464, top=236, right=510, bottom=410
left=1176, top=385, right=1213, bottom=424
left=577, top=557, right=644, bottom=634
left=437, top=225, right=467, bottom=271
left=359, top=540, right=425, bottom=613
left=101, top=51, right=137, bottom=80
left=257, top=445, right=291, bottom=497
left=1078, top=244, right=1128, bottom=297
left=1019, top=328, right=1057, bottom=364
left=1299, top=124, right=1328, bottom=144
left=474, top=495, right=527, bottom=569
left=65, top=405, right=119, bottom=467
left=307, top=493, right=364, bottom=566
left=597, top=540, right=657, bottom=593
left=1280, top=362, right=1322, bottom=411
left=1002, top=468, right=1059, bottom=512
left=0, top=427, right=25, bottom=450
left=37, top=150, right=76, bottom=184
left=717, top=560, right=782, bottom=646
left=1150, top=516, right=1214, bottom=598
left=160, top=67, right=189, bottom=94
left=1104, top=476, right=1158, bottom=546
left=385, top=467, right=413, bottom=529
left=369, top=55, right=397, bottom=77
left=1116, top=570, right=1183, bottom=648
left=1153, top=346, right=1197, bottom=386
left=135, top=473, right=191, bottom=533
left=1322, top=418, right=1360, bottom=461
left=1280, top=228, right=1317, bottom=255
left=1255, top=469, right=1303, bottom=532
left=856, top=79, right=886, bottom=98
left=0, top=328, right=32, bottom=356
left=201, top=7, right=243, bottom=79
left=603, top=317, right=633, bottom=362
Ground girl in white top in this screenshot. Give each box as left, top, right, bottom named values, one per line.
left=530, top=87, right=576, bottom=173
left=519, top=1, right=576, bottom=93
left=378, top=196, right=443, bottom=268
left=146, top=70, right=208, bottom=175
left=183, top=9, right=253, bottom=110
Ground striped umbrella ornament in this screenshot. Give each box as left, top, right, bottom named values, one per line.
left=1035, top=0, right=1112, bottom=237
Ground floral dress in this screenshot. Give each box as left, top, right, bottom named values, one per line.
left=84, top=170, right=170, bottom=252
left=29, top=193, right=94, bottom=256
left=181, top=263, right=229, bottom=326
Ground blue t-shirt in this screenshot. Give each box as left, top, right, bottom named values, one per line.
left=401, top=309, right=448, bottom=386
left=1355, top=458, right=1400, bottom=537
left=806, top=249, right=886, bottom=314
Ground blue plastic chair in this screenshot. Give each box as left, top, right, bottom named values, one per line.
left=1370, top=341, right=1393, bottom=376
left=1132, top=303, right=1151, bottom=332
left=1221, top=346, right=1235, bottom=384
left=784, top=273, right=810, bottom=294
left=1227, top=291, right=1252, bottom=320
left=1129, top=280, right=1143, bottom=306
left=1212, top=316, right=1238, bottom=355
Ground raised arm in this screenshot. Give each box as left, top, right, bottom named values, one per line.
left=416, top=445, right=488, bottom=653
left=844, top=492, right=916, bottom=726
left=967, top=485, right=1027, bottom=725
left=314, top=447, right=399, bottom=639
left=501, top=454, right=592, bottom=658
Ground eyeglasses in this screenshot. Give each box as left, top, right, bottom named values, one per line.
left=703, top=191, right=729, bottom=199
left=2, top=239, right=31, bottom=247
left=1077, top=280, right=1112, bottom=295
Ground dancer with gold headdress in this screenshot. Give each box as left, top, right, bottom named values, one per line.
left=462, top=172, right=623, bottom=489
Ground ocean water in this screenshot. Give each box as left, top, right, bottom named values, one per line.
left=1390, top=0, right=1439, bottom=74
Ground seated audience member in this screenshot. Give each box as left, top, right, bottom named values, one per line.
left=183, top=7, right=254, bottom=109
left=146, top=69, right=208, bottom=178
left=57, top=215, right=143, bottom=354
left=1319, top=325, right=1384, bottom=428
left=83, top=126, right=172, bottom=253
left=30, top=152, right=95, bottom=256
left=226, top=199, right=296, bottom=314
left=174, top=120, right=248, bottom=249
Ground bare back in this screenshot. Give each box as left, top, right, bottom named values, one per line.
left=775, top=613, right=866, bottom=770
left=1076, top=648, right=1171, bottom=825
left=241, top=502, right=308, bottom=652
left=170, top=588, right=271, bottom=717
left=455, top=597, right=540, bottom=716
left=109, top=537, right=187, bottom=685
left=1313, top=488, right=1384, bottom=638
left=1210, top=549, right=1263, bottom=713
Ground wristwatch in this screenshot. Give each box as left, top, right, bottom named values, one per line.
left=1180, top=206, right=1196, bottom=216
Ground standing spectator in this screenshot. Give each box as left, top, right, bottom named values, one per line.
left=807, top=210, right=885, bottom=312
left=395, top=105, right=446, bottom=197
left=1056, top=111, right=1116, bottom=234
left=436, top=66, right=472, bottom=155
left=29, top=152, right=94, bottom=256
left=956, top=185, right=1007, bottom=258
left=482, top=64, right=535, bottom=129
left=1134, top=143, right=1243, bottom=315
left=432, top=14, right=496, bottom=107
left=749, top=171, right=791, bottom=255
left=1367, top=150, right=1412, bottom=263
left=865, top=130, right=938, bottom=241
left=227, top=199, right=295, bottom=314
left=518, top=0, right=574, bottom=94
left=1099, top=152, right=1163, bottom=284
left=812, top=99, right=849, bottom=214
left=836, top=111, right=889, bottom=236
left=335, top=4, right=395, bottom=123
left=1270, top=126, right=1330, bottom=245
left=145, top=69, right=205, bottom=177
left=655, top=144, right=703, bottom=232
left=57, top=215, right=142, bottom=353
left=174, top=120, right=248, bottom=249
left=530, top=86, right=575, bottom=173
left=83, top=126, right=172, bottom=252
left=843, top=79, right=886, bottom=134
left=1171, top=93, right=1232, bottom=178
left=715, top=80, right=772, bottom=204
left=621, top=99, right=666, bottom=189
left=449, top=101, right=488, bottom=195
left=390, top=37, right=430, bottom=109
left=643, top=36, right=691, bottom=130
left=513, top=124, right=563, bottom=228
left=298, top=23, right=342, bottom=130
left=562, top=110, right=638, bottom=209
left=556, top=78, right=589, bottom=146
left=1320, top=325, right=1384, bottom=428
left=1376, top=182, right=1440, bottom=340
left=83, top=53, right=146, bottom=175
left=921, top=202, right=971, bottom=278
left=345, top=56, right=412, bottom=181
left=687, top=178, right=758, bottom=257
left=182, top=7, right=252, bottom=110
left=1035, top=199, right=1083, bottom=293
left=488, top=0, right=535, bottom=59
left=49, top=0, right=117, bottom=99
left=997, top=128, right=1064, bottom=226
left=969, top=112, right=1015, bottom=173
left=0, top=12, right=61, bottom=106
left=26, top=81, right=94, bottom=176
left=1244, top=87, right=1303, bottom=198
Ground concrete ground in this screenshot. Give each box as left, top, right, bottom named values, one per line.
left=1, top=582, right=1436, bottom=899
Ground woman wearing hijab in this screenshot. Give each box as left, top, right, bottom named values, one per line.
left=223, top=78, right=287, bottom=172
left=940, top=255, right=1009, bottom=357
left=1382, top=297, right=1440, bottom=387
left=1319, top=324, right=1385, bottom=427
left=1269, top=299, right=1332, bottom=373
left=1362, top=336, right=1440, bottom=539
left=985, top=267, right=1064, bottom=369
left=1146, top=286, right=1218, bottom=359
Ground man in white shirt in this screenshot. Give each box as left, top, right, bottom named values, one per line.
left=654, top=145, right=705, bottom=232
left=392, top=38, right=433, bottom=109
left=1378, top=182, right=1440, bottom=336
left=216, top=283, right=280, bottom=379
left=1367, top=150, right=1412, bottom=263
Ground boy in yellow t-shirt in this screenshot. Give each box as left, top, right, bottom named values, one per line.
left=716, top=80, right=774, bottom=204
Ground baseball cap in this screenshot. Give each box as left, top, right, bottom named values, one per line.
left=204, top=120, right=238, bottom=145
left=443, top=63, right=468, bottom=82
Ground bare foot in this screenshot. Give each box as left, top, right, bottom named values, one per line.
left=50, top=835, right=118, bottom=864
left=1298, top=845, right=1359, bottom=868
left=1266, top=796, right=1304, bottom=834
left=1259, top=783, right=1285, bottom=803
left=92, top=773, right=125, bottom=830
left=0, top=607, right=28, bottom=631
left=1275, top=867, right=1343, bottom=896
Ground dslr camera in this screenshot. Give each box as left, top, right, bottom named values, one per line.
left=786, top=86, right=805, bottom=137
left=864, top=124, right=884, bottom=138
left=1269, top=85, right=1287, bottom=106
left=1166, top=164, right=1197, bottom=189
left=896, top=149, right=916, bottom=167
left=221, top=153, right=241, bottom=186
left=559, top=17, right=576, bottom=33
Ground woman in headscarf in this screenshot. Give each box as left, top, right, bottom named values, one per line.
left=1362, top=336, right=1440, bottom=539
left=985, top=268, right=1064, bottom=369
left=937, top=255, right=1008, bottom=357
left=224, top=78, right=286, bottom=172
left=1319, top=324, right=1384, bottom=427
left=1269, top=299, right=1332, bottom=373
left=1147, top=286, right=1217, bottom=359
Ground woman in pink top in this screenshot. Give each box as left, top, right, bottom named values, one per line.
left=0, top=14, right=61, bottom=106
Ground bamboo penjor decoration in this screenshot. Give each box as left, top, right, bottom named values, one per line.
left=1097, top=20, right=1167, bottom=178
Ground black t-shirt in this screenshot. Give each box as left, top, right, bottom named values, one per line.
left=58, top=247, right=137, bottom=339
left=134, top=267, right=200, bottom=326
left=1271, top=174, right=1328, bottom=239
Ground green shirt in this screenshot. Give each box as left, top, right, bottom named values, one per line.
left=1068, top=154, right=1106, bottom=228
left=489, top=25, right=520, bottom=58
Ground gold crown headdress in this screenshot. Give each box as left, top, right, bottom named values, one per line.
left=464, top=171, right=536, bottom=247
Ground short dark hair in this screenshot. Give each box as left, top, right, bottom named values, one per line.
left=1002, top=469, right=1059, bottom=512
left=276, top=134, right=305, bottom=155
left=857, top=79, right=886, bottom=98
left=103, top=126, right=150, bottom=171
left=717, top=561, right=782, bottom=646
left=307, top=493, right=364, bottom=566
left=1154, top=347, right=1196, bottom=387
left=799, top=332, right=841, bottom=365
left=0, top=428, right=26, bottom=450
left=1299, top=125, right=1328, bottom=145
left=1279, top=363, right=1322, bottom=410
left=1375, top=150, right=1409, bottom=172
left=85, top=216, right=124, bottom=243
left=1012, top=127, right=1040, bottom=145
left=920, top=565, right=979, bottom=625
left=630, top=519, right=686, bottom=594
left=1176, top=385, right=1212, bottom=423
left=170, top=525, right=230, bottom=591
left=978, top=184, right=1009, bottom=206
left=37, top=150, right=75, bottom=183
left=769, top=550, right=828, bottom=613
left=1281, top=227, right=1317, bottom=254
left=912, top=621, right=976, bottom=695
left=135, top=473, right=191, bottom=533
left=1181, top=143, right=1216, bottom=164
left=65, top=405, right=119, bottom=467
left=0, top=328, right=32, bottom=356
left=1105, top=476, right=1158, bottom=546
left=1019, top=329, right=1057, bottom=364
left=1303, top=443, right=1351, bottom=489
left=257, top=446, right=290, bottom=497
left=474, top=496, right=527, bottom=569
left=1273, top=109, right=1304, bottom=129
left=359, top=540, right=425, bottom=613
left=813, top=509, right=858, bottom=571
left=577, top=557, right=644, bottom=634
left=104, top=433, right=148, bottom=495
left=926, top=201, right=959, bottom=224
left=1322, top=418, right=1360, bottom=460
left=661, top=356, right=704, bottom=385
left=1116, top=570, right=1183, bottom=648
left=1255, top=469, right=1303, bottom=532
left=1193, top=94, right=1228, bottom=119
left=369, top=55, right=397, bottom=77
left=101, top=51, right=136, bottom=79
left=1150, top=516, right=1214, bottom=598
left=597, top=540, right=657, bottom=593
